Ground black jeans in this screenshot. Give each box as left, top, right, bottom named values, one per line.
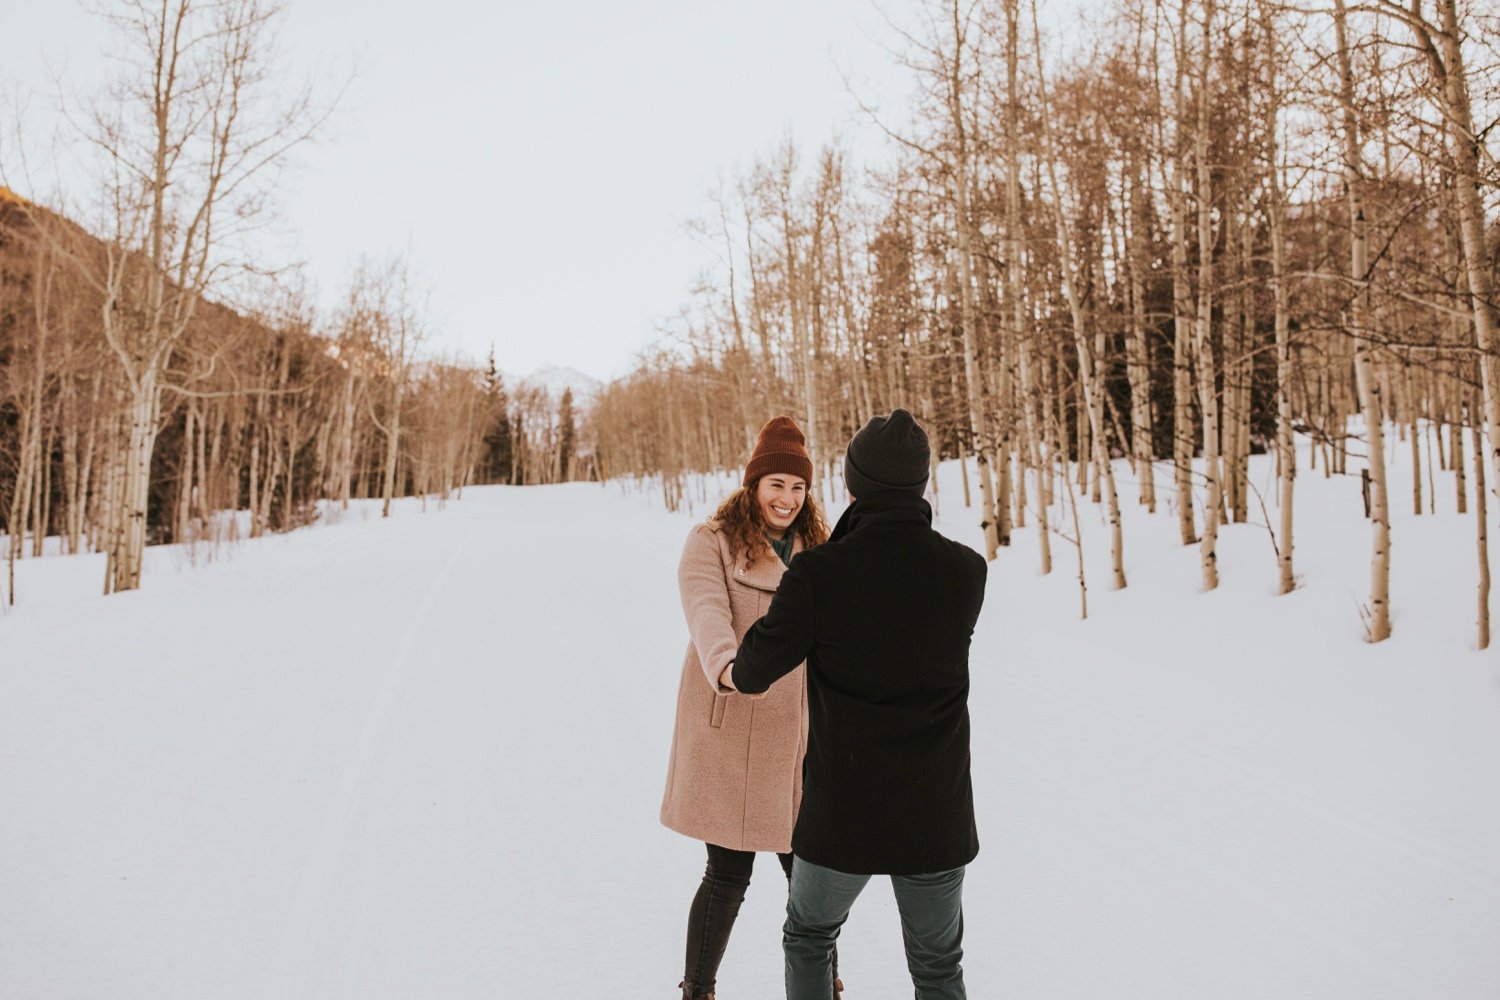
left=683, top=843, right=839, bottom=996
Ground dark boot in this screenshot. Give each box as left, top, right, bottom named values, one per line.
left=678, top=980, right=714, bottom=1000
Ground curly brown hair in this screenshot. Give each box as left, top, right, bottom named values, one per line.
left=712, top=477, right=830, bottom=568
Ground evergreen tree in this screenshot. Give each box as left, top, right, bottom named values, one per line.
left=481, top=349, right=513, bottom=484
left=557, top=387, right=576, bottom=482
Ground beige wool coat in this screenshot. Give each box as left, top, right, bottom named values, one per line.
left=660, top=520, right=808, bottom=853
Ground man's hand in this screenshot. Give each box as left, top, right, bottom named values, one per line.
left=718, top=662, right=738, bottom=692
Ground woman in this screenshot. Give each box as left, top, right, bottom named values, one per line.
left=661, top=416, right=836, bottom=1000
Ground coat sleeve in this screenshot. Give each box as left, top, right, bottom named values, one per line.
left=732, top=556, right=815, bottom=695
left=679, top=525, right=738, bottom=690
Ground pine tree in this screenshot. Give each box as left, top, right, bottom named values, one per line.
left=481, top=349, right=513, bottom=484
left=557, top=387, right=576, bottom=482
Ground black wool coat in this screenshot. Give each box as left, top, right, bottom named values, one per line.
left=731, top=490, right=988, bottom=876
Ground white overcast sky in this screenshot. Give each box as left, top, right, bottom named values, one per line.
left=5, top=0, right=1084, bottom=383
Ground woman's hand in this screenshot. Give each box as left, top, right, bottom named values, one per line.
left=717, top=662, right=738, bottom=692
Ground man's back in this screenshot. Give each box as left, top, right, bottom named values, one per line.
left=735, top=490, right=987, bottom=876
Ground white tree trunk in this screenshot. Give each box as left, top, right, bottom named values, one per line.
left=1335, top=0, right=1391, bottom=640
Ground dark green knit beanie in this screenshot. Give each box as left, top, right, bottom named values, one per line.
left=843, top=408, right=930, bottom=499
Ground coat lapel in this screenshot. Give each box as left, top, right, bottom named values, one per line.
left=727, top=532, right=804, bottom=592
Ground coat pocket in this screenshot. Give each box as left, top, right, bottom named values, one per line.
left=709, top=693, right=728, bottom=728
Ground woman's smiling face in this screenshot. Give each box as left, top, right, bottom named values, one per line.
left=755, top=474, right=807, bottom=537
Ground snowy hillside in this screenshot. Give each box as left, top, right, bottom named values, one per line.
left=1, top=441, right=1496, bottom=999
left=507, top=363, right=602, bottom=404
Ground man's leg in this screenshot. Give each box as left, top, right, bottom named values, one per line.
left=784, top=857, right=868, bottom=1000
left=889, top=866, right=966, bottom=1000
left=779, top=853, right=842, bottom=991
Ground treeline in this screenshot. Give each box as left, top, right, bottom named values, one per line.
left=591, top=0, right=1500, bottom=645
left=0, top=194, right=589, bottom=599
left=0, top=195, right=587, bottom=598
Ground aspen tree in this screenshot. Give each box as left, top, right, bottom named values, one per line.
left=1227, top=21, right=1260, bottom=528
left=1192, top=0, right=1224, bottom=591
left=708, top=184, right=762, bottom=451
left=1425, top=401, right=1437, bottom=517
left=366, top=261, right=423, bottom=517
left=1227, top=209, right=1254, bottom=525
left=739, top=182, right=780, bottom=418
left=62, top=369, right=103, bottom=556
left=1061, top=410, right=1090, bottom=620
left=1471, top=401, right=1490, bottom=649
left=175, top=399, right=196, bottom=544
left=1090, top=271, right=1108, bottom=508
left=1168, top=0, right=1199, bottom=546
left=66, top=0, right=323, bottom=592
left=1334, top=0, right=1392, bottom=640
left=1453, top=374, right=1467, bottom=515
left=1260, top=0, right=1295, bottom=594
left=1125, top=155, right=1157, bottom=512
left=1004, top=0, right=1051, bottom=572
left=1075, top=377, right=1089, bottom=494
left=328, top=275, right=380, bottom=510
left=806, top=148, right=841, bottom=492
left=772, top=142, right=821, bottom=487
left=5, top=224, right=58, bottom=599
left=950, top=357, right=975, bottom=508
left=1031, top=0, right=1126, bottom=590
left=1390, top=0, right=1500, bottom=518
left=1404, top=367, right=1423, bottom=516
left=945, top=0, right=1002, bottom=559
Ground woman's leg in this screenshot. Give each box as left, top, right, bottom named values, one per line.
left=682, top=843, right=757, bottom=997
left=779, top=854, right=840, bottom=991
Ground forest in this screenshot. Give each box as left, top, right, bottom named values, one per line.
left=593, top=0, right=1500, bottom=646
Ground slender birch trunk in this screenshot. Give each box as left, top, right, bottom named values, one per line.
left=1004, top=5, right=1042, bottom=560
left=1416, top=0, right=1500, bottom=518
left=1193, top=0, right=1223, bottom=591
left=177, top=403, right=195, bottom=543
left=1032, top=0, right=1125, bottom=589
left=1472, top=402, right=1490, bottom=649
left=951, top=353, right=974, bottom=509
left=381, top=372, right=405, bottom=518
left=1125, top=155, right=1157, bottom=512
left=60, top=378, right=80, bottom=554
left=1454, top=402, right=1467, bottom=515
left=949, top=0, right=1000, bottom=559
left=1170, top=0, right=1198, bottom=547
left=1405, top=367, right=1422, bottom=515
left=1334, top=0, right=1391, bottom=640
left=1262, top=0, right=1296, bottom=594
left=1228, top=208, right=1253, bottom=524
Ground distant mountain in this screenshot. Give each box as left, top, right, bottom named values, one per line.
left=507, top=364, right=602, bottom=405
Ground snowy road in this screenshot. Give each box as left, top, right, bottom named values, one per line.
left=2, top=465, right=1497, bottom=999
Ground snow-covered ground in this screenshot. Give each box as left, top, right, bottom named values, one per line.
left=2, top=436, right=1496, bottom=999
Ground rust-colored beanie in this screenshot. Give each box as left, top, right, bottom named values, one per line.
left=743, top=416, right=814, bottom=487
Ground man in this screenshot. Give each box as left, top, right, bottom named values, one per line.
left=718, top=408, right=987, bottom=1000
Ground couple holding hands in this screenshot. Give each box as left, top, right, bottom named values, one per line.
left=661, top=409, right=988, bottom=1000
